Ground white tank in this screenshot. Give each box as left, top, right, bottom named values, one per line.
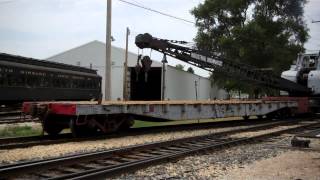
left=281, top=67, right=298, bottom=83
left=280, top=67, right=298, bottom=95
left=281, top=52, right=320, bottom=96
left=308, top=70, right=320, bottom=95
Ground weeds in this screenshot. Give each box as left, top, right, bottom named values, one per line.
left=0, top=125, right=42, bottom=138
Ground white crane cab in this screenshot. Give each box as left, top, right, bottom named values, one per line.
left=281, top=52, right=320, bottom=95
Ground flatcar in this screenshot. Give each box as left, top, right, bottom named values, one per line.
left=0, top=53, right=102, bottom=105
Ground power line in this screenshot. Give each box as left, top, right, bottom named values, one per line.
left=0, top=0, right=17, bottom=4
left=117, top=0, right=195, bottom=25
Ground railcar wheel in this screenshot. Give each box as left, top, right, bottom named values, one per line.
left=266, top=113, right=274, bottom=120
left=118, top=115, right=134, bottom=131
left=69, top=118, right=84, bottom=137
left=257, top=115, right=264, bottom=119
left=44, top=126, right=63, bottom=136
left=42, top=115, right=63, bottom=136
left=242, top=116, right=250, bottom=120
left=69, top=117, right=97, bottom=137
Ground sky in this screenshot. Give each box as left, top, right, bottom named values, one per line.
left=0, top=0, right=319, bottom=77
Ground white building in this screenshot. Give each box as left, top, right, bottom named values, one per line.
left=47, top=41, right=227, bottom=100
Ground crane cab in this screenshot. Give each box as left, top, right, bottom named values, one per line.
left=281, top=52, right=320, bottom=95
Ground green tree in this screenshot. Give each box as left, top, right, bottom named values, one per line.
left=175, top=64, right=184, bottom=70
left=187, top=67, right=195, bottom=74
left=192, top=0, right=309, bottom=96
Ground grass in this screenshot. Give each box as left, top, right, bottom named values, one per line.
left=132, top=117, right=245, bottom=128
left=0, top=117, right=251, bottom=138
left=0, top=125, right=42, bottom=138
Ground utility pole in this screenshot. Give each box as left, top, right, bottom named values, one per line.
left=195, top=80, right=198, bottom=100
left=123, top=27, right=130, bottom=101
left=161, top=54, right=167, bottom=101
left=105, top=0, right=112, bottom=100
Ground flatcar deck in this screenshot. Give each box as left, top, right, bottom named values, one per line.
left=23, top=100, right=297, bottom=120
left=22, top=99, right=300, bottom=136
left=25, top=99, right=262, bottom=105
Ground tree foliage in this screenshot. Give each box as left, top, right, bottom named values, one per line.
left=192, top=0, right=309, bottom=96
left=175, top=64, right=184, bottom=70
left=187, top=67, right=195, bottom=74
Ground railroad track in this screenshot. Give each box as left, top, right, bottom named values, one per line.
left=0, top=110, right=21, bottom=117
left=0, top=118, right=296, bottom=150
left=1, top=119, right=319, bottom=179
left=0, top=110, right=40, bottom=124
left=0, top=117, right=40, bottom=124
left=0, top=106, right=40, bottom=124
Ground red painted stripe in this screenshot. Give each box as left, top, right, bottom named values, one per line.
left=22, top=102, right=32, bottom=113
left=22, top=102, right=77, bottom=115
left=49, top=103, right=77, bottom=115
left=262, top=96, right=309, bottom=114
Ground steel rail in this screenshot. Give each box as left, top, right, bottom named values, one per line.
left=0, top=111, right=21, bottom=116
left=0, top=118, right=284, bottom=150
left=0, top=117, right=39, bottom=124
left=71, top=122, right=320, bottom=180
left=1, top=119, right=318, bottom=179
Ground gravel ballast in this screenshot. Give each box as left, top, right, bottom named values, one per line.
left=118, top=135, right=320, bottom=179
left=221, top=150, right=320, bottom=180
left=228, top=125, right=301, bottom=138
left=0, top=123, right=265, bottom=164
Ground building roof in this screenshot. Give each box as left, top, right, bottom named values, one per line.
left=46, top=40, right=209, bottom=80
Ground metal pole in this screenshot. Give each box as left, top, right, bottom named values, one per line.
left=105, top=0, right=112, bottom=100
left=123, top=27, right=130, bottom=101
left=161, top=54, right=167, bottom=101
left=161, top=63, right=166, bottom=100
left=195, top=80, right=198, bottom=100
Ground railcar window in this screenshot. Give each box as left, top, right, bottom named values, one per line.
left=88, top=81, right=92, bottom=89
left=86, top=79, right=91, bottom=89
left=7, top=74, right=12, bottom=86
left=61, top=78, right=68, bottom=88
left=13, top=74, right=23, bottom=87
left=72, top=79, right=78, bottom=88
left=40, top=77, right=47, bottom=87
left=78, top=80, right=82, bottom=88
left=92, top=80, right=97, bottom=89
left=21, top=75, right=26, bottom=87
left=26, top=77, right=33, bottom=88
left=0, top=74, right=3, bottom=86
left=64, top=78, right=71, bottom=88
left=4, top=74, right=8, bottom=86
left=32, top=76, right=38, bottom=87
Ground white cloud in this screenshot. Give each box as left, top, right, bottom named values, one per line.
left=0, top=0, right=318, bottom=72
left=304, top=0, right=320, bottom=51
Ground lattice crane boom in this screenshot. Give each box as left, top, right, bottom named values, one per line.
left=135, top=33, right=310, bottom=95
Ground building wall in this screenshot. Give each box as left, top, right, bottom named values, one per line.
left=111, top=46, right=161, bottom=100
left=47, top=41, right=161, bottom=100
left=46, top=41, right=107, bottom=97
left=46, top=41, right=227, bottom=100
left=165, top=67, right=227, bottom=100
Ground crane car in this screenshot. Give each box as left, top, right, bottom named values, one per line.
left=21, top=33, right=314, bottom=137
left=135, top=33, right=319, bottom=113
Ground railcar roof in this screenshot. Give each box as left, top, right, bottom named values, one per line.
left=0, top=53, right=97, bottom=74
left=27, top=99, right=288, bottom=106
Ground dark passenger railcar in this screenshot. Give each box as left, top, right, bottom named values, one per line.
left=0, top=53, right=101, bottom=104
